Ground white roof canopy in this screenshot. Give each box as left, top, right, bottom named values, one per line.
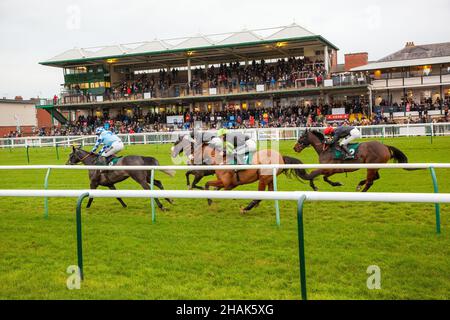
left=41, top=24, right=337, bottom=66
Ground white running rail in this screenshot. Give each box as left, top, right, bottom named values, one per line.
left=0, top=189, right=449, bottom=203
left=0, top=163, right=449, bottom=171
left=1, top=122, right=450, bottom=148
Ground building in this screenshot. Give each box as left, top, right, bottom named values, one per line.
left=351, top=42, right=450, bottom=119
left=38, top=24, right=370, bottom=128
left=0, top=97, right=52, bottom=137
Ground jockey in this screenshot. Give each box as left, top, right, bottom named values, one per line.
left=91, top=127, right=124, bottom=165
left=210, top=128, right=257, bottom=164
left=323, top=124, right=361, bottom=160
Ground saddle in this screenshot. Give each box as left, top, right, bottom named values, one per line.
left=332, top=143, right=360, bottom=160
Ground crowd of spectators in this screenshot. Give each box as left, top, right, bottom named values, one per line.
left=102, top=57, right=326, bottom=101
left=5, top=99, right=449, bottom=138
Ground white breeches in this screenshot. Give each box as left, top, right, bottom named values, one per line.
left=339, top=128, right=361, bottom=146
left=101, top=141, right=124, bottom=157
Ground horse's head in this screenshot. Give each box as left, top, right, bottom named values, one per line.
left=294, top=130, right=311, bottom=153
left=66, top=146, right=92, bottom=165
left=294, top=130, right=325, bottom=153
left=171, top=134, right=196, bottom=164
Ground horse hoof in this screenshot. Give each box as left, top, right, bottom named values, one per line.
left=240, top=207, right=248, bottom=214
left=160, top=207, right=168, bottom=212
left=207, top=199, right=212, bottom=206
left=187, top=185, right=192, bottom=190
left=356, top=186, right=361, bottom=192
left=335, top=182, right=343, bottom=187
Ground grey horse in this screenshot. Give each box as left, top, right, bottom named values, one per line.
left=66, top=146, right=175, bottom=210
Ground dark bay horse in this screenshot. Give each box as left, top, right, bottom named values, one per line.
left=293, top=130, right=415, bottom=192
left=198, top=143, right=308, bottom=213
left=171, top=134, right=215, bottom=190
left=67, top=147, right=175, bottom=210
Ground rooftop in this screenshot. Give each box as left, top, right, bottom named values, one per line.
left=351, top=41, right=450, bottom=71
left=40, top=24, right=338, bottom=69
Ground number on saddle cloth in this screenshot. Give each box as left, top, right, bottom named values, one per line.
left=108, top=156, right=122, bottom=166
left=333, top=143, right=360, bottom=160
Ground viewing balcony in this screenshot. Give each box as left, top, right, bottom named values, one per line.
left=57, top=76, right=368, bottom=107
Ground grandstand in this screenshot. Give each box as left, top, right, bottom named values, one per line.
left=38, top=24, right=369, bottom=125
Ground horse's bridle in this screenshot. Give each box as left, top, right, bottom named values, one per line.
left=76, top=151, right=95, bottom=163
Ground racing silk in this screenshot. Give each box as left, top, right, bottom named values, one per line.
left=329, top=126, right=355, bottom=145
left=91, top=130, right=121, bottom=154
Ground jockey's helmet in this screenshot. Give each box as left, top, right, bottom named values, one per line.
left=216, top=128, right=228, bottom=137
left=324, top=127, right=334, bottom=135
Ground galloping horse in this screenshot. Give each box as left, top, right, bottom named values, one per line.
left=293, top=130, right=415, bottom=192
left=171, top=134, right=215, bottom=190
left=177, top=141, right=308, bottom=213
left=67, top=147, right=175, bottom=210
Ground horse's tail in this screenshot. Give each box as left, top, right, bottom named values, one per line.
left=142, top=156, right=176, bottom=177
left=387, top=146, right=422, bottom=171
left=281, top=156, right=307, bottom=182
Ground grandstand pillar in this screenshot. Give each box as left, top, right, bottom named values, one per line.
left=187, top=58, right=192, bottom=84
left=324, top=45, right=329, bottom=76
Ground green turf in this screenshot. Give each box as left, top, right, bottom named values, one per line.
left=0, top=137, right=449, bottom=299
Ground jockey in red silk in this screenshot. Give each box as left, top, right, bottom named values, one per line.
left=324, top=125, right=361, bottom=160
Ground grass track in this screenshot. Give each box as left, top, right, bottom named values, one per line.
left=0, top=136, right=449, bottom=299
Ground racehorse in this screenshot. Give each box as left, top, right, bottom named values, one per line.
left=66, top=146, right=175, bottom=210
left=183, top=142, right=308, bottom=213
left=293, top=130, right=415, bottom=192
left=171, top=134, right=215, bottom=190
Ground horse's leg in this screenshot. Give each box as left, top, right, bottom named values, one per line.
left=361, top=169, right=380, bottom=192
left=185, top=171, right=192, bottom=190
left=205, top=179, right=224, bottom=206
left=107, top=184, right=127, bottom=208
left=86, top=181, right=98, bottom=208
left=323, top=173, right=343, bottom=187
left=153, top=179, right=173, bottom=205
left=241, top=178, right=268, bottom=213
left=131, top=172, right=166, bottom=211
left=356, top=179, right=367, bottom=191
left=304, top=169, right=323, bottom=191
left=191, top=172, right=205, bottom=190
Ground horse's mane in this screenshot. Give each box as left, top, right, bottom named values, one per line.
left=309, top=130, right=325, bottom=141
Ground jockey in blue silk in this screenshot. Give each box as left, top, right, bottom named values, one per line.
left=91, top=127, right=124, bottom=165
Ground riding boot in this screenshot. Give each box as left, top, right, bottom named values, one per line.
left=340, top=145, right=354, bottom=160
left=105, top=155, right=114, bottom=165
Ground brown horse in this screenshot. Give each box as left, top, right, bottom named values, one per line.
left=200, top=143, right=308, bottom=213
left=293, top=130, right=414, bottom=192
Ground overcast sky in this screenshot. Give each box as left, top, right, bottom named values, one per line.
left=0, top=0, right=449, bottom=99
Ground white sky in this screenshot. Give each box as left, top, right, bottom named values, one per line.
left=0, top=0, right=449, bottom=99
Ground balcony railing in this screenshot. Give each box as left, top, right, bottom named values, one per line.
left=58, top=76, right=368, bottom=105
left=371, top=74, right=450, bottom=89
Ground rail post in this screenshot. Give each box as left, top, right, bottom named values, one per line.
left=297, top=194, right=307, bottom=300
left=429, top=167, right=441, bottom=234
left=430, top=123, right=434, bottom=144
left=75, top=192, right=90, bottom=280
left=272, top=168, right=281, bottom=227
left=150, top=169, right=156, bottom=223
left=55, top=144, right=60, bottom=160
left=26, top=145, right=30, bottom=164
left=43, top=168, right=51, bottom=219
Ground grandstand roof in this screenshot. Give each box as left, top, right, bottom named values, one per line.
left=40, top=24, right=338, bottom=69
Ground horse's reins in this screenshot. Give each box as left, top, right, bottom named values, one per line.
left=78, top=152, right=95, bottom=162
